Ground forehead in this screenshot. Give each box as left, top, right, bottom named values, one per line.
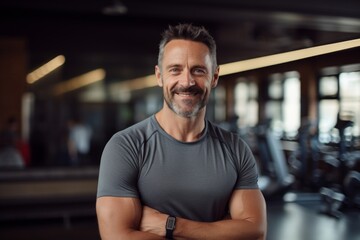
left=162, top=39, right=211, bottom=65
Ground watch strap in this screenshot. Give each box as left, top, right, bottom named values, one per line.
left=165, top=215, right=176, bottom=239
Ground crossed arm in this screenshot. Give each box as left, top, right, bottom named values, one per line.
left=96, top=189, right=267, bottom=240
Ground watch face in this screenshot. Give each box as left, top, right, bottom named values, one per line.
left=166, top=216, right=176, bottom=230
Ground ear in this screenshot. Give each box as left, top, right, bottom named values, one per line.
left=211, top=66, right=220, bottom=88
left=155, top=65, right=163, bottom=87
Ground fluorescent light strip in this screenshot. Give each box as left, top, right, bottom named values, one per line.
left=53, top=68, right=106, bottom=95
left=26, top=55, right=65, bottom=84
left=113, top=74, right=157, bottom=91
left=112, top=37, right=360, bottom=91
left=220, top=38, right=360, bottom=76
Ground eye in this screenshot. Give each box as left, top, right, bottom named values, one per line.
left=169, top=67, right=181, bottom=75
left=192, top=68, right=207, bottom=75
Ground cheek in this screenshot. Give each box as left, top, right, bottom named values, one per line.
left=204, top=82, right=214, bottom=96
left=202, top=80, right=213, bottom=90
left=162, top=76, right=179, bottom=89
left=162, top=81, right=174, bottom=95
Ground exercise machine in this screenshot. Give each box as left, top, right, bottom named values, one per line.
left=318, top=116, right=360, bottom=217
left=255, top=122, right=295, bottom=198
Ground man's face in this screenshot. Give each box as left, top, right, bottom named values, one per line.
left=155, top=39, right=219, bottom=118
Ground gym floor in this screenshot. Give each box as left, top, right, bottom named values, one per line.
left=266, top=199, right=360, bottom=240
left=1, top=197, right=359, bottom=240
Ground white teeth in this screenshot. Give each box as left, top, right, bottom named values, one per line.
left=177, top=92, right=195, bottom=96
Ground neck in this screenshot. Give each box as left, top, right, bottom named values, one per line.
left=155, top=106, right=206, bottom=142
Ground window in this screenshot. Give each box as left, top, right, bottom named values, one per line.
left=339, top=71, right=360, bottom=137
left=318, top=64, right=360, bottom=143
left=234, top=78, right=258, bottom=128
left=267, top=71, right=300, bottom=138
left=283, top=76, right=301, bottom=137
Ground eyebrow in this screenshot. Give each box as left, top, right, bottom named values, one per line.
left=165, top=64, right=182, bottom=70
left=165, top=64, right=208, bottom=70
left=191, top=64, right=208, bottom=70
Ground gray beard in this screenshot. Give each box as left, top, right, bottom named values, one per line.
left=164, top=96, right=203, bottom=118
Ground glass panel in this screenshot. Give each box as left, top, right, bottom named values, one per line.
left=235, top=83, right=248, bottom=102
left=340, top=71, right=360, bottom=100
left=319, top=76, right=338, bottom=96
left=319, top=100, right=339, bottom=142
left=283, top=77, right=300, bottom=137
left=247, top=100, right=258, bottom=127
left=249, top=82, right=258, bottom=98
left=234, top=82, right=258, bottom=127
left=268, top=79, right=283, bottom=99
left=339, top=71, right=360, bottom=137
left=266, top=101, right=282, bottom=133
left=340, top=101, right=360, bottom=137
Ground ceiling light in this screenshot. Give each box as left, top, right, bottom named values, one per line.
left=220, top=38, right=360, bottom=76
left=26, top=55, right=65, bottom=84
left=53, top=68, right=106, bottom=95
left=102, top=0, right=127, bottom=15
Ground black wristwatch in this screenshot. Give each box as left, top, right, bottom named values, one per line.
left=165, top=215, right=176, bottom=239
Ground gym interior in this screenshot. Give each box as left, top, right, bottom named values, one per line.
left=1, top=1, right=360, bottom=240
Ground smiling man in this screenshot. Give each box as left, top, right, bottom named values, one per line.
left=96, top=23, right=267, bottom=240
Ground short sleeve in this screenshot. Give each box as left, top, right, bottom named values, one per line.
left=96, top=133, right=140, bottom=198
left=234, top=139, right=259, bottom=189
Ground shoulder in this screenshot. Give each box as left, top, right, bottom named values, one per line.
left=108, top=115, right=158, bottom=147
left=207, top=121, right=243, bottom=144
left=100, top=116, right=159, bottom=168
left=206, top=121, right=252, bottom=154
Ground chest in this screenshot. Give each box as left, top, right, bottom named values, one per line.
left=137, top=140, right=238, bottom=220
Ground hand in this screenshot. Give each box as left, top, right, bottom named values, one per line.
left=140, top=206, right=168, bottom=237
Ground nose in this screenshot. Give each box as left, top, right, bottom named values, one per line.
left=179, top=68, right=195, bottom=87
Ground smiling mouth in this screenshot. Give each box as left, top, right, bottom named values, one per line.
left=173, top=86, right=203, bottom=96
left=176, top=92, right=198, bottom=96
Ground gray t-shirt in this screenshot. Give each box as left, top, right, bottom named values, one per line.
left=97, top=115, right=258, bottom=222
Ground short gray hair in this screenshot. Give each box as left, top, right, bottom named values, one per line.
left=157, top=23, right=217, bottom=73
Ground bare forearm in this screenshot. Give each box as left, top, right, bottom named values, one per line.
left=174, top=218, right=266, bottom=240
left=96, top=197, right=164, bottom=240
left=97, top=213, right=165, bottom=240
left=99, top=229, right=163, bottom=240
left=139, top=190, right=267, bottom=239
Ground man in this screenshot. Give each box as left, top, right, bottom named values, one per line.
left=96, top=23, right=267, bottom=239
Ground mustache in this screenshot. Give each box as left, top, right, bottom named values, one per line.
left=172, top=85, right=203, bottom=94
